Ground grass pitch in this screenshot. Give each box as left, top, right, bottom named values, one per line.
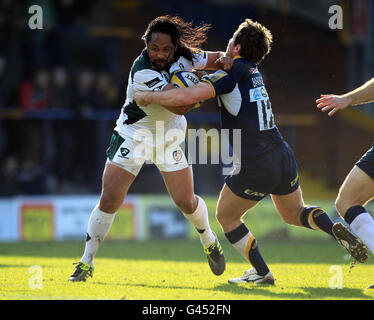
left=0, top=239, right=373, bottom=300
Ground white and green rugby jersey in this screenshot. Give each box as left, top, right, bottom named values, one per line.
left=115, top=49, right=208, bottom=135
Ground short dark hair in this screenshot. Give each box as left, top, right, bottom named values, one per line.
left=142, top=15, right=211, bottom=62
left=233, top=18, right=273, bottom=64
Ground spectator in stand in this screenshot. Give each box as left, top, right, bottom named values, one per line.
left=49, top=66, right=74, bottom=190
left=17, top=69, right=51, bottom=174
left=0, top=155, right=19, bottom=196
left=0, top=56, right=9, bottom=163
left=49, top=66, right=71, bottom=109
left=71, top=68, right=96, bottom=185
left=0, top=55, right=9, bottom=107
left=92, top=72, right=118, bottom=110
left=18, top=69, right=50, bottom=111
left=73, top=68, right=96, bottom=117
left=16, top=158, right=48, bottom=195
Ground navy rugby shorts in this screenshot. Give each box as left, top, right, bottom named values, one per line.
left=225, top=141, right=300, bottom=201
left=356, top=144, right=374, bottom=179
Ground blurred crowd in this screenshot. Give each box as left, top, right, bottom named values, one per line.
left=0, top=0, right=124, bottom=196
left=0, top=66, right=121, bottom=195
left=17, top=67, right=120, bottom=112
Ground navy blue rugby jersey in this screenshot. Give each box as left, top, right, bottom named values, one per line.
left=202, top=57, right=284, bottom=158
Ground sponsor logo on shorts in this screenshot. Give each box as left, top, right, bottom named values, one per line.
left=173, top=150, right=182, bottom=162
left=244, top=189, right=266, bottom=198
left=290, top=174, right=299, bottom=187
left=118, top=147, right=130, bottom=158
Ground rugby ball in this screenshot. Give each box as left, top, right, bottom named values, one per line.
left=170, top=70, right=202, bottom=108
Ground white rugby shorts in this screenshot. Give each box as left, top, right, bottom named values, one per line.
left=106, top=117, right=189, bottom=176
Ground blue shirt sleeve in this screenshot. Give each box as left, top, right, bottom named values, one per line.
left=201, top=70, right=237, bottom=96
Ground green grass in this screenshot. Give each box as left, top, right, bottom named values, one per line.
left=0, top=239, right=374, bottom=300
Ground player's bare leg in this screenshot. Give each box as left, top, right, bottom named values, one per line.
left=271, top=186, right=368, bottom=263
left=99, top=163, right=137, bottom=213
left=161, top=167, right=225, bottom=275
left=216, top=183, right=258, bottom=232
left=271, top=187, right=304, bottom=227
left=216, top=184, right=274, bottom=284
left=161, top=166, right=198, bottom=214
left=335, top=166, right=374, bottom=256
left=335, top=166, right=374, bottom=219
left=69, top=163, right=136, bottom=282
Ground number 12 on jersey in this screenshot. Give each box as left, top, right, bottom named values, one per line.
left=249, top=86, right=275, bottom=131
left=258, top=98, right=275, bottom=131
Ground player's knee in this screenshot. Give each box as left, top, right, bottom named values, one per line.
left=281, top=207, right=303, bottom=226
left=215, top=207, right=232, bottom=227
left=99, top=190, right=122, bottom=213
left=280, top=214, right=295, bottom=225
left=215, top=209, right=224, bottom=225
left=216, top=209, right=242, bottom=233
left=174, top=196, right=197, bottom=214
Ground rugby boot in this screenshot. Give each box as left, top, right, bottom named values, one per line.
left=204, top=235, right=226, bottom=276
left=332, top=222, right=368, bottom=263
left=68, top=262, right=94, bottom=282
left=228, top=268, right=275, bottom=285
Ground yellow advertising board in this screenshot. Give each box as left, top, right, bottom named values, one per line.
left=20, top=204, right=54, bottom=241
left=108, top=203, right=135, bottom=240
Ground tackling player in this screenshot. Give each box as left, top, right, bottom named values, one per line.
left=316, top=78, right=374, bottom=288
left=68, top=15, right=233, bottom=282
left=134, top=18, right=368, bottom=284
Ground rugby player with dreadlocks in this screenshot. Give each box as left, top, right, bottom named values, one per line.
left=68, top=15, right=231, bottom=282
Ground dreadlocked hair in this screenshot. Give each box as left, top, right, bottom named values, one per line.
left=142, top=15, right=211, bottom=62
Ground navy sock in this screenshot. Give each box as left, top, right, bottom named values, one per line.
left=344, top=205, right=366, bottom=225
left=225, top=223, right=270, bottom=276
left=300, top=206, right=334, bottom=237
left=247, top=238, right=270, bottom=276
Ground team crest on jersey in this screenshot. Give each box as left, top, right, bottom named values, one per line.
left=249, top=67, right=259, bottom=74
left=173, top=150, right=182, bottom=162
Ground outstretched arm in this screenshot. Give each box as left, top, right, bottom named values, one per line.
left=316, top=77, right=374, bottom=116
left=160, top=83, right=195, bottom=115
left=134, top=81, right=215, bottom=108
